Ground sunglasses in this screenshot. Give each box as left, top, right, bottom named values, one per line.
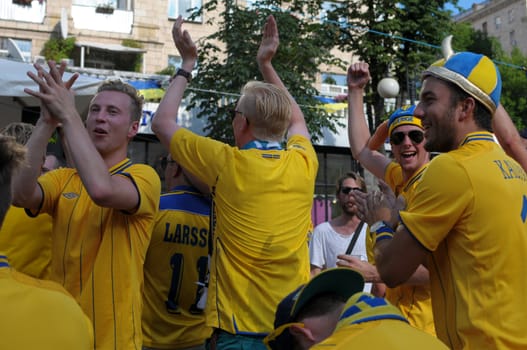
left=391, top=130, right=424, bottom=146
left=341, top=187, right=364, bottom=195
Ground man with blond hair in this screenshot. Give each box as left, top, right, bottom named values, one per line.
left=152, top=15, right=317, bottom=349
left=14, top=66, right=160, bottom=349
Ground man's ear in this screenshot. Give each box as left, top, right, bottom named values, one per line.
left=128, top=120, right=139, bottom=139
left=290, top=324, right=315, bottom=342
left=459, top=97, right=476, bottom=121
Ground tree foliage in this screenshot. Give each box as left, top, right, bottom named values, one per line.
left=186, top=0, right=344, bottom=145
left=327, top=0, right=455, bottom=133
left=452, top=22, right=527, bottom=129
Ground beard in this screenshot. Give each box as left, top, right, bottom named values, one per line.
left=424, top=105, right=458, bottom=153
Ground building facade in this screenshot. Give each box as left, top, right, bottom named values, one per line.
left=1, top=0, right=365, bottom=224
left=455, top=0, right=527, bottom=55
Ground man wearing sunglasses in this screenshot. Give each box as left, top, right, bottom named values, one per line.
left=343, top=62, right=435, bottom=336
left=309, top=172, right=371, bottom=293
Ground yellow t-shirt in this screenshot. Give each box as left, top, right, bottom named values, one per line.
left=0, top=255, right=93, bottom=349
left=171, top=129, right=318, bottom=335
left=383, top=162, right=435, bottom=336
left=35, top=159, right=160, bottom=350
left=142, top=186, right=212, bottom=349
left=401, top=132, right=527, bottom=349
left=312, top=292, right=447, bottom=349
left=0, top=206, right=52, bottom=279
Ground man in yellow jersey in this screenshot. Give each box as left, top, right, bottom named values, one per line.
left=142, top=154, right=212, bottom=350
left=0, top=135, right=93, bottom=350
left=339, top=62, right=435, bottom=336
left=13, top=62, right=161, bottom=349
left=152, top=15, right=317, bottom=349
left=0, top=122, right=55, bottom=279
left=356, top=52, right=527, bottom=349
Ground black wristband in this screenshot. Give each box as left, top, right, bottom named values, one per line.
left=173, top=68, right=192, bottom=83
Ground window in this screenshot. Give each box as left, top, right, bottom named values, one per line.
left=322, top=73, right=347, bottom=86
left=482, top=22, right=487, bottom=34
left=168, top=55, right=182, bottom=68
left=168, top=0, right=202, bottom=22
left=0, top=38, right=32, bottom=62
left=495, top=16, right=501, bottom=29
left=72, top=0, right=132, bottom=10
left=508, top=9, right=514, bottom=23
left=510, top=30, right=517, bottom=46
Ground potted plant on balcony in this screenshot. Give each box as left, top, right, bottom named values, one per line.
left=95, top=3, right=115, bottom=14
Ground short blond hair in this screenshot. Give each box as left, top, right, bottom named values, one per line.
left=97, top=79, right=144, bottom=122
left=240, top=81, right=291, bottom=142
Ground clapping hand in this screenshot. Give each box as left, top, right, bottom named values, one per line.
left=352, top=180, right=405, bottom=227
left=25, top=60, right=79, bottom=126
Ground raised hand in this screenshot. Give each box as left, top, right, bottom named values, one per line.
left=172, top=16, right=197, bottom=68
left=257, top=15, right=279, bottom=66
left=347, top=62, right=371, bottom=90
left=25, top=60, right=79, bottom=125
left=38, top=60, right=77, bottom=125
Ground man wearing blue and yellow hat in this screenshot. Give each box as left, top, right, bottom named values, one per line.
left=346, top=62, right=434, bottom=337
left=365, top=51, right=527, bottom=349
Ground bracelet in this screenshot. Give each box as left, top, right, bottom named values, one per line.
left=370, top=221, right=395, bottom=244
left=173, top=68, right=192, bottom=83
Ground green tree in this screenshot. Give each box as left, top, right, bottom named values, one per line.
left=329, top=0, right=455, bottom=133
left=41, top=37, right=76, bottom=62
left=498, top=48, right=527, bottom=129
left=452, top=23, right=527, bottom=128
left=186, top=0, right=343, bottom=144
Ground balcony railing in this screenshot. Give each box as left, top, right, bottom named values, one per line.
left=0, top=0, right=46, bottom=23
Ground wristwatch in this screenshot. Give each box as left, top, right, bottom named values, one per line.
left=174, top=68, right=192, bottom=83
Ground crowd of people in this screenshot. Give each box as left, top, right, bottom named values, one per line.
left=0, top=11, right=526, bottom=350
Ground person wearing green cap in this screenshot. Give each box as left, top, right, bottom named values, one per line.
left=358, top=51, right=527, bottom=349
left=344, top=62, right=435, bottom=336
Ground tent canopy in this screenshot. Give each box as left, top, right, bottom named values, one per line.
left=0, top=58, right=102, bottom=124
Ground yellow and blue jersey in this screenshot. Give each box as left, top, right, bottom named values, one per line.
left=401, top=132, right=527, bottom=349
left=170, top=129, right=318, bottom=335
left=34, top=158, right=160, bottom=350
left=383, top=162, right=435, bottom=336
left=142, top=185, right=212, bottom=349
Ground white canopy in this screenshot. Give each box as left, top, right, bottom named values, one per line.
left=0, top=58, right=102, bottom=125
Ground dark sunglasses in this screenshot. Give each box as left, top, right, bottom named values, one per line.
left=391, top=130, right=424, bottom=146
left=160, top=156, right=176, bottom=170
left=340, top=187, right=364, bottom=195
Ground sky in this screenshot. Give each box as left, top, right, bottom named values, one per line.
left=446, top=0, right=480, bottom=14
